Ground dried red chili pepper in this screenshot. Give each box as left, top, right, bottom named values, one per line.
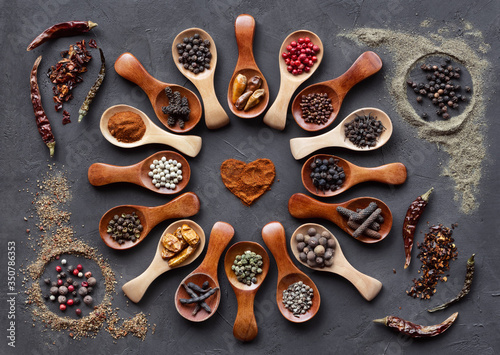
left=403, top=187, right=434, bottom=268
left=30, top=56, right=56, bottom=157
left=26, top=21, right=98, bottom=51
left=373, top=312, right=458, bottom=338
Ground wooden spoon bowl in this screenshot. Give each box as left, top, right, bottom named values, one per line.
left=122, top=219, right=205, bottom=303
left=99, top=192, right=200, bottom=250
left=291, top=51, right=383, bottom=131
left=301, top=154, right=407, bottom=197
left=288, top=193, right=393, bottom=243
left=290, top=107, right=393, bottom=160
left=291, top=223, right=382, bottom=301
left=114, top=52, right=202, bottom=133
left=88, top=150, right=191, bottom=195
left=263, top=30, right=324, bottom=130
left=261, top=221, right=320, bottom=323
left=227, top=14, right=269, bottom=119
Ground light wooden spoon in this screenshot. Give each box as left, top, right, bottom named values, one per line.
left=122, top=219, right=205, bottom=303
left=227, top=14, right=269, bottom=119
left=289, top=107, right=393, bottom=160
left=263, top=30, right=324, bottom=130
left=291, top=223, right=382, bottom=301
left=100, top=104, right=202, bottom=157
left=172, top=28, right=229, bottom=129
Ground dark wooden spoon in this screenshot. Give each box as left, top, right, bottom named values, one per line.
left=288, top=193, right=393, bottom=243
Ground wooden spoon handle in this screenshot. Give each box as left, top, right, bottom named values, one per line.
left=349, top=162, right=407, bottom=186
left=234, top=14, right=256, bottom=68
left=147, top=125, right=202, bottom=157
left=122, top=258, right=169, bottom=303
left=288, top=193, right=343, bottom=226
left=263, top=80, right=300, bottom=131
left=114, top=52, right=166, bottom=102
left=196, top=222, right=235, bottom=277
left=196, top=83, right=230, bottom=129
left=261, top=222, right=297, bottom=278
left=88, top=163, right=139, bottom=186
left=334, top=262, right=382, bottom=301
left=289, top=128, right=344, bottom=160
left=233, top=291, right=258, bottom=342
left=147, top=192, right=200, bottom=227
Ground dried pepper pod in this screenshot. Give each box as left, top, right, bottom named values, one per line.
left=174, top=227, right=188, bottom=249
left=244, top=88, right=265, bottom=111
left=168, top=246, right=196, bottom=267
left=246, top=75, right=262, bottom=92
left=231, top=74, right=247, bottom=103
left=373, top=312, right=458, bottom=338
left=161, top=233, right=184, bottom=253
left=235, top=91, right=252, bottom=110
left=79, top=47, right=106, bottom=122
left=161, top=248, right=176, bottom=260
left=403, top=187, right=434, bottom=268
left=27, top=21, right=98, bottom=51
left=181, top=224, right=200, bottom=246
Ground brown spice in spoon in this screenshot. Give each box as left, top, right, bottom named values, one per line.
left=108, top=111, right=146, bottom=143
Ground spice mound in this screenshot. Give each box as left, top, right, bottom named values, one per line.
left=337, top=202, right=384, bottom=239
left=107, top=212, right=143, bottom=244
left=282, top=37, right=320, bottom=75
left=162, top=87, right=191, bottom=129
left=232, top=74, right=265, bottom=111
left=161, top=224, right=200, bottom=267
left=231, top=251, right=264, bottom=285
left=176, top=33, right=212, bottom=74
left=107, top=111, right=146, bottom=143
left=282, top=281, right=314, bottom=317
left=309, top=157, right=345, bottom=192
left=220, top=158, right=276, bottom=206
left=300, top=93, right=333, bottom=125
left=296, top=227, right=336, bottom=268
left=344, top=113, right=385, bottom=148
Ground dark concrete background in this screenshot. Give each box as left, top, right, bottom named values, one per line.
left=1, top=0, right=499, bottom=354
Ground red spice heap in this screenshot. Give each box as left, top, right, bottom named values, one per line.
left=407, top=224, right=458, bottom=299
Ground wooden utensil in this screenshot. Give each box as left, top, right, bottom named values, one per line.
left=100, top=104, right=202, bottom=157
left=88, top=150, right=191, bottom=195
left=291, top=51, right=383, bottom=131
left=114, top=52, right=202, bottom=133
left=288, top=193, right=393, bottom=243
left=172, top=28, right=229, bottom=129
left=261, top=221, right=320, bottom=323
left=99, top=192, right=200, bottom=250
left=122, top=219, right=205, bottom=303
left=291, top=223, right=382, bottom=301
left=289, top=107, right=393, bottom=160
left=227, top=14, right=269, bottom=119
left=263, top=30, right=324, bottom=131
left=302, top=154, right=407, bottom=197
left=175, top=221, right=235, bottom=322
left=224, top=241, right=270, bottom=342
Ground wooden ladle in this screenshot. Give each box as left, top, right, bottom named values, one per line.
left=175, top=221, right=235, bottom=322
left=291, top=51, right=383, bottom=132
left=288, top=193, right=393, bottom=244
left=100, top=104, right=202, bottom=157
left=263, top=30, right=324, bottom=131
left=261, top=221, right=320, bottom=323
left=99, top=192, right=200, bottom=250
left=114, top=52, right=202, bottom=133
left=172, top=28, right=229, bottom=129
left=289, top=107, right=393, bottom=160
left=88, top=150, right=191, bottom=195
left=224, top=241, right=270, bottom=342
left=227, top=14, right=269, bottom=119
left=302, top=154, right=407, bottom=197
left=291, top=223, right=382, bottom=301
left=122, top=219, right=205, bottom=303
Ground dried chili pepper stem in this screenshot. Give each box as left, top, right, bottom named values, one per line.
left=373, top=312, right=458, bottom=338
left=78, top=47, right=106, bottom=122
left=27, top=21, right=98, bottom=51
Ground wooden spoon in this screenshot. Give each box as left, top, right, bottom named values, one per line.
left=224, top=241, right=270, bottom=342
left=289, top=107, right=393, bottom=160
left=227, top=14, right=269, bottom=119
left=263, top=30, right=324, bottom=131
left=288, top=193, right=392, bottom=243
left=88, top=150, right=191, bottom=195
left=99, top=192, right=200, bottom=250
left=114, top=52, right=202, bottom=133
left=172, top=28, right=229, bottom=129
left=291, top=51, right=383, bottom=131
left=291, top=223, right=382, bottom=301
left=261, top=221, right=320, bottom=323
left=100, top=104, right=202, bottom=157
left=175, top=221, right=235, bottom=322
left=302, top=154, right=407, bottom=197
left=122, top=219, right=205, bottom=303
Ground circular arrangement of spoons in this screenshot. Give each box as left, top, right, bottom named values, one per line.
left=289, top=107, right=393, bottom=160
left=291, top=51, right=383, bottom=132
left=291, top=223, right=382, bottom=301
left=122, top=219, right=205, bottom=303
left=302, top=154, right=407, bottom=197
left=263, top=30, right=324, bottom=131
left=114, top=52, right=202, bottom=133
left=99, top=192, right=200, bottom=250
left=88, top=150, right=191, bottom=195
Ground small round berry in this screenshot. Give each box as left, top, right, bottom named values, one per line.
left=66, top=299, right=74, bottom=306
left=75, top=309, right=82, bottom=316
left=57, top=279, right=63, bottom=286
left=78, top=272, right=83, bottom=278
left=61, top=259, right=67, bottom=265
left=68, top=285, right=75, bottom=293
left=60, top=304, right=66, bottom=311
left=55, top=266, right=62, bottom=273
left=77, top=264, right=83, bottom=271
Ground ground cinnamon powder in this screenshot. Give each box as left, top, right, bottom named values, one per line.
left=108, top=111, right=146, bottom=143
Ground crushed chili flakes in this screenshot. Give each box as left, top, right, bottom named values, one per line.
left=62, top=110, right=71, bottom=125
left=89, top=39, right=98, bottom=48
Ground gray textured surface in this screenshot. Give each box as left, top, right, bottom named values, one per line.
left=1, top=0, right=499, bottom=354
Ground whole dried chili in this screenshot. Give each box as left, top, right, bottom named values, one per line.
left=27, top=21, right=98, bottom=51
left=403, top=187, right=434, bottom=268
left=373, top=312, right=458, bottom=338
left=78, top=48, right=105, bottom=122
left=30, top=56, right=56, bottom=157
left=428, top=254, right=475, bottom=312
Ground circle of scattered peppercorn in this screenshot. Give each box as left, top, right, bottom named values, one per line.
left=300, top=93, right=333, bottom=125
left=344, top=113, right=385, bottom=148
left=309, top=157, right=345, bottom=192
left=281, top=37, right=319, bottom=75
left=176, top=33, right=212, bottom=74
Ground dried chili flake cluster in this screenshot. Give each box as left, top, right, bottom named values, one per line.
left=407, top=224, right=458, bottom=299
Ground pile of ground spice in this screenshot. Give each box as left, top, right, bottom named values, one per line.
left=342, top=25, right=490, bottom=213
left=107, top=111, right=146, bottom=143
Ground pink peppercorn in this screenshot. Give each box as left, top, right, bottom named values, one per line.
left=282, top=38, right=320, bottom=75
left=73, top=269, right=79, bottom=276
left=55, top=266, right=62, bottom=273
left=77, top=264, right=83, bottom=271
left=75, top=308, right=82, bottom=316
left=81, top=281, right=89, bottom=288
left=60, top=304, right=66, bottom=311
left=57, top=279, right=63, bottom=286
left=67, top=299, right=74, bottom=306
left=68, top=285, right=74, bottom=292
